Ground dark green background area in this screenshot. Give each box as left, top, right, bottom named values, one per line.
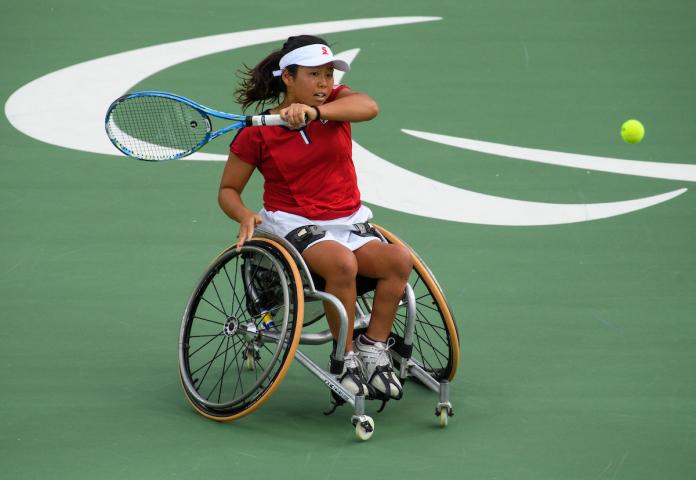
left=1, top=1, right=695, bottom=478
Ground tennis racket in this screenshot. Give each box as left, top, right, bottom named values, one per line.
left=104, top=91, right=287, bottom=161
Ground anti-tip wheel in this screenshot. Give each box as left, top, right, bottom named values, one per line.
left=354, top=415, right=375, bottom=441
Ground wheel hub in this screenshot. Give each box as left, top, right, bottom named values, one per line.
left=223, top=317, right=239, bottom=336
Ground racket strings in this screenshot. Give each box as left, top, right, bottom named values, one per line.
left=106, top=95, right=209, bottom=160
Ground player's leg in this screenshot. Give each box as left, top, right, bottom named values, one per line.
left=354, top=240, right=413, bottom=340
left=302, top=240, right=370, bottom=396
left=353, top=240, right=412, bottom=399
left=302, top=240, right=358, bottom=350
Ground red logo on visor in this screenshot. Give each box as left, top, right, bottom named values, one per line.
left=321, top=47, right=329, bottom=55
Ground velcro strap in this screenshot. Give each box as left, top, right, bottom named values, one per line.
left=284, top=224, right=326, bottom=253
left=351, top=222, right=378, bottom=238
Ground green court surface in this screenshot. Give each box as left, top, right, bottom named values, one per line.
left=2, top=1, right=695, bottom=478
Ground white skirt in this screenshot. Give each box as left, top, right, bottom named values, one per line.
left=257, top=205, right=380, bottom=252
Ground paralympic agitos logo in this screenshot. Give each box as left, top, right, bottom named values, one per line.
left=5, top=17, right=695, bottom=226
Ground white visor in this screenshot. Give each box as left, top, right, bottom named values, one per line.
left=271, top=44, right=350, bottom=77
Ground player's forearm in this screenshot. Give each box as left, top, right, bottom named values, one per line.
left=318, top=92, right=379, bottom=122
left=218, top=187, right=254, bottom=223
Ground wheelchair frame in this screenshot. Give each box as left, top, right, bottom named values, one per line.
left=178, top=224, right=459, bottom=440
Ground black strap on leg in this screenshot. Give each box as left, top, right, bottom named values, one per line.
left=284, top=224, right=326, bottom=254
left=350, top=222, right=379, bottom=238
left=328, top=342, right=345, bottom=375
left=284, top=223, right=378, bottom=254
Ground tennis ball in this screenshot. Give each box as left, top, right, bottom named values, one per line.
left=621, top=119, right=645, bottom=144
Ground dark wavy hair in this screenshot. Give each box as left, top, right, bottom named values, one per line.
left=235, top=35, right=330, bottom=112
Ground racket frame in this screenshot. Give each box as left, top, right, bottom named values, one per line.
left=105, top=90, right=285, bottom=161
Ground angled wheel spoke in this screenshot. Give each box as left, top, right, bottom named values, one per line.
left=412, top=324, right=434, bottom=371
left=203, top=337, right=248, bottom=404
left=231, top=275, right=248, bottom=322
left=195, top=335, right=227, bottom=387
left=413, top=322, right=448, bottom=368
left=210, top=336, right=231, bottom=403
left=199, top=295, right=228, bottom=317
left=190, top=336, right=242, bottom=377
left=188, top=332, right=225, bottom=359
left=209, top=277, right=228, bottom=317
left=414, top=308, right=449, bottom=343
left=410, top=275, right=423, bottom=291
left=231, top=336, right=246, bottom=400
left=415, top=298, right=444, bottom=314
left=193, top=315, right=225, bottom=326
left=222, top=257, right=240, bottom=314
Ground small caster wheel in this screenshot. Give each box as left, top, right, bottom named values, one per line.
left=435, top=403, right=453, bottom=428
left=244, top=352, right=255, bottom=370
left=243, top=345, right=259, bottom=371
left=353, top=415, right=374, bottom=441
left=439, top=409, right=448, bottom=428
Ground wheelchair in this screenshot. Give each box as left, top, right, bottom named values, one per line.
left=177, top=224, right=460, bottom=440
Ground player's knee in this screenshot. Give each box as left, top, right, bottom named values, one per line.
left=391, top=245, right=413, bottom=280
left=325, top=255, right=358, bottom=285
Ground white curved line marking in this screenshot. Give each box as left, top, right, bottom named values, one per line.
left=352, top=141, right=686, bottom=225
left=106, top=117, right=186, bottom=160
left=331, top=49, right=359, bottom=84
left=402, top=129, right=696, bottom=182
left=4, top=17, right=439, bottom=156
left=3, top=18, right=686, bottom=226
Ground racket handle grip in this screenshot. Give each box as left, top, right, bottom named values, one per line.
left=246, top=114, right=286, bottom=127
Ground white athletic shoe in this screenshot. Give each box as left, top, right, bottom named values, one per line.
left=337, top=351, right=372, bottom=397
left=354, top=335, right=403, bottom=399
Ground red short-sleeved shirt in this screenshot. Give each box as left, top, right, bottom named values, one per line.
left=230, top=85, right=361, bottom=220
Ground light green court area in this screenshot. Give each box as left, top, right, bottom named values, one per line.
left=1, top=1, right=695, bottom=478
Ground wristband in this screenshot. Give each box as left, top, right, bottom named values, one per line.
left=312, top=105, right=321, bottom=121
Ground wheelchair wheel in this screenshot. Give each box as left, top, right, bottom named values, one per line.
left=178, top=238, right=304, bottom=421
left=371, top=225, right=460, bottom=382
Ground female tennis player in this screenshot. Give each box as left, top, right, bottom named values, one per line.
left=218, top=35, right=409, bottom=400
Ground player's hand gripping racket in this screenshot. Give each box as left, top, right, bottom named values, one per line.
left=105, top=91, right=288, bottom=161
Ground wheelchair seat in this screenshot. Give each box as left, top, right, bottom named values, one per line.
left=310, top=272, right=378, bottom=297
